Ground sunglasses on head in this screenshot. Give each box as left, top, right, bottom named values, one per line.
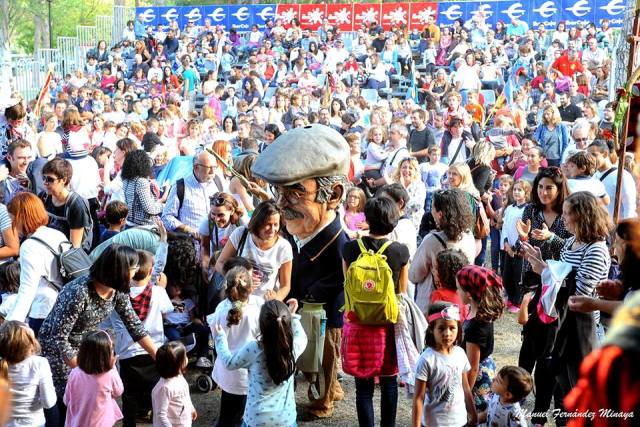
left=210, top=194, right=230, bottom=207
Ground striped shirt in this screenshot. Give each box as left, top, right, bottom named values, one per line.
left=161, top=172, right=226, bottom=232
left=559, top=237, right=610, bottom=297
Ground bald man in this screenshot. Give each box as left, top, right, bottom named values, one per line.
left=161, top=151, right=228, bottom=239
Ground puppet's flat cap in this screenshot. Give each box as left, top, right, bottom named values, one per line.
left=251, top=124, right=350, bottom=186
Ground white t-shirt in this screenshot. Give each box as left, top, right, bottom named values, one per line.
left=229, top=226, right=293, bottom=298
left=68, top=156, right=101, bottom=200
left=6, top=355, right=57, bottom=427
left=106, top=285, right=173, bottom=360
left=567, top=176, right=607, bottom=200
left=206, top=295, right=263, bottom=395
left=0, top=293, right=17, bottom=318
left=37, top=131, right=63, bottom=155
left=501, top=204, right=527, bottom=247
left=198, top=216, right=249, bottom=254
left=485, top=393, right=528, bottom=426
left=414, top=346, right=471, bottom=427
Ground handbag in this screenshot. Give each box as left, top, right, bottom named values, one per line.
left=473, top=198, right=490, bottom=239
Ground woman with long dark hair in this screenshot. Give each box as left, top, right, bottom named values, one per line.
left=121, top=150, right=163, bottom=226
left=215, top=201, right=293, bottom=301
left=512, top=166, right=572, bottom=426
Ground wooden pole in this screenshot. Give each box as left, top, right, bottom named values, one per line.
left=613, top=6, right=640, bottom=225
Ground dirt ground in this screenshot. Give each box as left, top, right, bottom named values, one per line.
left=128, top=310, right=537, bottom=427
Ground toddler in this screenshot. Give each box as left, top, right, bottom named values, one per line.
left=480, top=366, right=532, bottom=426
left=152, top=341, right=197, bottom=426
left=100, top=200, right=129, bottom=243
left=64, top=330, right=124, bottom=427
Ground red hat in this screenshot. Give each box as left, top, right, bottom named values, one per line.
left=456, top=265, right=503, bottom=300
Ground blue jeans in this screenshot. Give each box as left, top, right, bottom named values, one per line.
left=366, top=79, right=386, bottom=90
left=355, top=376, right=398, bottom=427
left=489, top=227, right=502, bottom=273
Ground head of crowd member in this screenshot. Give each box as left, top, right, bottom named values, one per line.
left=448, top=117, right=464, bottom=139
left=558, top=91, right=572, bottom=108
left=431, top=188, right=473, bottom=240
left=531, top=166, right=565, bottom=213
left=565, top=151, right=598, bottom=179
left=6, top=192, right=49, bottom=238
left=563, top=191, right=611, bottom=244
left=318, top=108, right=331, bottom=126
left=587, top=140, right=614, bottom=172
left=571, top=119, right=592, bottom=150
left=603, top=102, right=615, bottom=124
left=292, top=115, right=308, bottom=129
left=237, top=120, right=251, bottom=140
left=42, top=157, right=72, bottom=197
left=54, top=100, right=67, bottom=121
left=6, top=140, right=32, bottom=177
left=388, top=124, right=408, bottom=148
left=252, top=125, right=349, bottom=239
left=192, top=151, right=217, bottom=184
left=209, top=192, right=245, bottom=230
left=411, top=109, right=427, bottom=131
left=377, top=183, right=410, bottom=216
left=3, top=101, right=26, bottom=130
left=542, top=105, right=562, bottom=126
left=263, top=124, right=280, bottom=145
left=113, top=137, right=137, bottom=170
left=447, top=162, right=477, bottom=195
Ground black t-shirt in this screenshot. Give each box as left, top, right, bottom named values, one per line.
left=558, top=103, right=583, bottom=123
left=371, top=37, right=386, bottom=53
left=463, top=318, right=494, bottom=361
left=342, top=237, right=410, bottom=293
left=408, top=127, right=436, bottom=163
left=43, top=192, right=93, bottom=251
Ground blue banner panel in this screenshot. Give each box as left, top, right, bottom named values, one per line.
left=437, top=2, right=467, bottom=26
left=227, top=5, right=253, bottom=31
left=156, top=6, right=182, bottom=27
left=560, top=0, right=596, bottom=28
left=180, top=6, right=205, bottom=28
left=530, top=0, right=561, bottom=29
left=202, top=5, right=228, bottom=27
left=494, top=0, right=530, bottom=27
left=252, top=4, right=278, bottom=29
left=136, top=7, right=158, bottom=28
left=594, top=0, right=625, bottom=27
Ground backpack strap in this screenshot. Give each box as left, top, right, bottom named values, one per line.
left=376, top=240, right=393, bottom=255
left=432, top=232, right=447, bottom=249
left=357, top=238, right=368, bottom=254
left=176, top=178, right=185, bottom=213
left=599, top=167, right=616, bottom=182
left=236, top=227, right=249, bottom=255
left=29, top=235, right=61, bottom=256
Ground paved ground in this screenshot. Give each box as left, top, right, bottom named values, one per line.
left=126, top=310, right=534, bottom=426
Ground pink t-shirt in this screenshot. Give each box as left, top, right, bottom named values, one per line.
left=63, top=366, right=123, bottom=427
left=344, top=211, right=366, bottom=232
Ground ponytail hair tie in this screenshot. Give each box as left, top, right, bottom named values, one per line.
left=233, top=300, right=243, bottom=310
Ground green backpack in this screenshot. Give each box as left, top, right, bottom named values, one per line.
left=344, top=239, right=399, bottom=325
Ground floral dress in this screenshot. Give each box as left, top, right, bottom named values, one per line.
left=39, top=275, right=147, bottom=396
left=404, top=180, right=426, bottom=232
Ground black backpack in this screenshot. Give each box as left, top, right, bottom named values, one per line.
left=29, top=237, right=93, bottom=290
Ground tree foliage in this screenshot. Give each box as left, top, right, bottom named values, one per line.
left=5, top=0, right=114, bottom=53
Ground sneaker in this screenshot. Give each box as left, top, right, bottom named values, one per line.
left=196, top=357, right=213, bottom=368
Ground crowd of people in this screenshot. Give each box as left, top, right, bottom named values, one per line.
left=0, top=8, right=639, bottom=427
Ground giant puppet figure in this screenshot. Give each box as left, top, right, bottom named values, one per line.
left=252, top=124, right=349, bottom=418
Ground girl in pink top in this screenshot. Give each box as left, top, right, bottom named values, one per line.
left=63, top=330, right=124, bottom=427
left=343, top=187, right=368, bottom=239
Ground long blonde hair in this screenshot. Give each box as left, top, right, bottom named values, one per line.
left=449, top=162, right=480, bottom=198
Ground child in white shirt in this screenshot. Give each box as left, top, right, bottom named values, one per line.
left=207, top=266, right=263, bottom=427
left=480, top=366, right=532, bottom=427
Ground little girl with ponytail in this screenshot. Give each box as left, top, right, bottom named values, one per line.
left=207, top=266, right=263, bottom=427
left=213, top=299, right=308, bottom=427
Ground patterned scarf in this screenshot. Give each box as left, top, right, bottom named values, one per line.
left=130, top=284, right=153, bottom=321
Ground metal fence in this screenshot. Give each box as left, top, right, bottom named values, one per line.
left=112, top=5, right=136, bottom=46
left=96, top=15, right=113, bottom=45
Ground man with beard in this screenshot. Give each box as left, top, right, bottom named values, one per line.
left=252, top=125, right=349, bottom=419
